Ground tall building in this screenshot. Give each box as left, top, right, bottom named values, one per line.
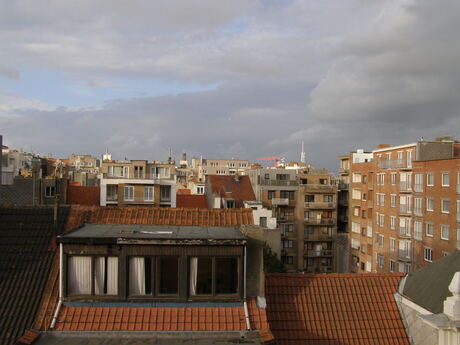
left=345, top=138, right=460, bottom=274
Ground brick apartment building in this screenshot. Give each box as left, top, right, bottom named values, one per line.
left=248, top=167, right=339, bottom=272
left=344, top=138, right=460, bottom=274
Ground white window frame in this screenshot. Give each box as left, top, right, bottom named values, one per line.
left=390, top=238, right=395, bottom=252
left=391, top=173, right=397, bottom=186
left=144, top=186, right=154, bottom=201
left=414, top=221, right=423, bottom=241
left=377, top=254, right=384, bottom=269
left=124, top=186, right=134, bottom=201
left=426, top=222, right=434, bottom=237
left=442, top=172, right=450, bottom=187
left=389, top=260, right=396, bottom=273
left=390, top=216, right=396, bottom=230
left=442, top=199, right=450, bottom=214
left=427, top=172, right=434, bottom=186
left=426, top=198, right=434, bottom=212
left=390, top=194, right=396, bottom=208
left=441, top=225, right=449, bottom=240
left=424, top=247, right=433, bottom=262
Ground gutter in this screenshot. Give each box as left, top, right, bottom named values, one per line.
left=243, top=245, right=251, bottom=330
left=50, top=243, right=63, bottom=329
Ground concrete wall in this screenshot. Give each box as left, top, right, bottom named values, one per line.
left=395, top=293, right=438, bottom=345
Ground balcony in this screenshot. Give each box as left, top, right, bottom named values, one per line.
left=106, top=194, right=118, bottom=202
left=414, top=208, right=423, bottom=217
left=302, top=184, right=335, bottom=193
left=338, top=182, right=349, bottom=190
left=399, top=227, right=411, bottom=238
left=304, top=202, right=336, bottom=209
left=260, top=179, right=299, bottom=187
left=304, top=234, right=334, bottom=241
left=399, top=204, right=412, bottom=215
left=398, top=249, right=411, bottom=261
left=378, top=159, right=412, bottom=170
left=399, top=181, right=412, bottom=193
left=338, top=168, right=349, bottom=175
left=304, top=218, right=336, bottom=225
left=271, top=198, right=289, bottom=206
left=413, top=184, right=424, bottom=193
left=304, top=250, right=333, bottom=257
left=277, top=215, right=295, bottom=223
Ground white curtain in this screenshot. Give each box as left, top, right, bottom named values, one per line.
left=189, top=257, right=198, bottom=295
left=107, top=257, right=118, bottom=295
left=94, top=257, right=105, bottom=295
left=68, top=256, right=91, bottom=295
left=129, top=257, right=145, bottom=295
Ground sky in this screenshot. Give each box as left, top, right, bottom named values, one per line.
left=1, top=0, right=460, bottom=172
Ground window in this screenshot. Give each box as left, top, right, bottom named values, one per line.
left=196, top=186, right=204, bottom=194
left=134, top=166, right=144, bottom=178
left=442, top=172, right=450, bottom=187
left=414, top=221, right=423, bottom=241
left=414, top=197, right=423, bottom=216
left=68, top=256, right=118, bottom=296
left=424, top=248, right=433, bottom=262
left=390, top=216, right=396, bottom=230
left=259, top=217, right=267, bottom=227
left=352, top=222, right=360, bottom=234
left=282, top=256, right=294, bottom=265
left=441, top=225, right=449, bottom=240
left=45, top=186, right=55, bottom=198
left=391, top=194, right=396, bottom=208
left=160, top=185, right=171, bottom=201
left=264, top=173, right=270, bottom=179
left=426, top=198, right=434, bottom=212
left=124, top=186, right=134, bottom=201
left=377, top=173, right=385, bottom=186
left=152, top=167, right=170, bottom=178
left=108, top=166, right=128, bottom=177
left=442, top=199, right=450, bottom=213
left=354, top=207, right=360, bottom=217
left=158, top=257, right=179, bottom=294
left=427, top=172, right=434, bottom=186
left=377, top=234, right=384, bottom=248
left=279, top=191, right=295, bottom=200
left=391, top=173, right=397, bottom=186
left=323, top=194, right=333, bottom=202
left=390, top=238, right=395, bottom=252
left=144, top=187, right=153, bottom=201
left=282, top=240, right=294, bottom=248
left=377, top=254, right=384, bottom=269
left=414, top=173, right=423, bottom=192
left=189, top=257, right=239, bottom=296
left=362, top=175, right=367, bottom=184
left=351, top=238, right=360, bottom=249
left=390, top=260, right=396, bottom=273
left=305, top=195, right=314, bottom=202
left=352, top=189, right=361, bottom=200
left=379, top=214, right=385, bottom=227
left=352, top=173, right=361, bottom=183
left=362, top=192, right=367, bottom=201
left=362, top=210, right=367, bottom=219
left=366, top=261, right=372, bottom=272
left=226, top=200, right=235, bottom=208
left=426, top=223, right=434, bottom=237
left=268, top=191, right=275, bottom=200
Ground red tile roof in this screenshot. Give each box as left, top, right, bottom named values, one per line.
left=207, top=175, right=256, bottom=208
left=265, top=273, right=409, bottom=345
left=65, top=205, right=254, bottom=228
left=51, top=297, right=271, bottom=340
left=176, top=194, right=209, bottom=208
left=31, top=205, right=255, bottom=334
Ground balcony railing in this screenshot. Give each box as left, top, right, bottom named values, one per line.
left=304, top=234, right=334, bottom=241
left=399, top=227, right=411, bottom=238
left=399, top=181, right=412, bottom=192
left=304, top=250, right=333, bottom=257
left=413, top=184, right=424, bottom=193
left=304, top=202, right=335, bottom=209
left=398, top=249, right=411, bottom=261
left=277, top=215, right=295, bottom=223
left=304, top=218, right=336, bottom=225
left=271, top=198, right=289, bottom=206
left=338, top=183, right=349, bottom=190
left=414, top=208, right=423, bottom=217
left=399, top=204, right=412, bottom=215
left=106, top=195, right=118, bottom=202
left=378, top=159, right=412, bottom=170
left=302, top=184, right=335, bottom=193
left=260, top=179, right=299, bottom=186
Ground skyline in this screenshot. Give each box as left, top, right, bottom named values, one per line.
left=1, top=0, right=460, bottom=171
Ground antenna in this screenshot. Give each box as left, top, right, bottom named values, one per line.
left=300, top=141, right=306, bottom=164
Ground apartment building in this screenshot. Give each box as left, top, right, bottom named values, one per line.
left=346, top=138, right=460, bottom=274
left=99, top=158, right=176, bottom=207
left=191, top=157, right=250, bottom=181
left=248, top=168, right=298, bottom=271
left=66, top=154, right=99, bottom=186
left=298, top=169, right=338, bottom=273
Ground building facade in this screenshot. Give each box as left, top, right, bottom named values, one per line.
left=346, top=138, right=460, bottom=274
left=99, top=159, right=176, bottom=207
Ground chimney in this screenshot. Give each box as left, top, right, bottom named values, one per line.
left=444, top=271, right=460, bottom=320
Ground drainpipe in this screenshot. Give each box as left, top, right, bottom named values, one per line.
left=50, top=243, right=63, bottom=329
left=243, top=245, right=251, bottom=330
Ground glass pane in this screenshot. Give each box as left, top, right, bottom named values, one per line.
left=67, top=256, right=92, bottom=295
left=158, top=257, right=178, bottom=294
left=192, top=257, right=212, bottom=295
left=216, top=258, right=238, bottom=294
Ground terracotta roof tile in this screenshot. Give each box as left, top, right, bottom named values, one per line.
left=265, top=273, right=409, bottom=345
left=207, top=175, right=256, bottom=208
left=176, top=194, right=209, bottom=208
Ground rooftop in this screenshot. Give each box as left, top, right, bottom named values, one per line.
left=265, top=273, right=409, bottom=345
left=176, top=194, right=208, bottom=208
left=59, top=224, right=247, bottom=243
left=207, top=175, right=256, bottom=208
